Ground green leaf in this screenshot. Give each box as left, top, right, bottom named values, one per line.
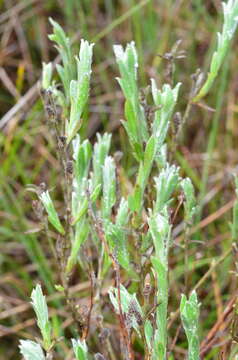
left=102, top=156, right=116, bottom=219
left=180, top=291, right=200, bottom=360
left=66, top=218, right=90, bottom=273
left=72, top=135, right=92, bottom=184
left=143, top=136, right=156, bottom=173
left=151, top=257, right=168, bottom=314
left=55, top=284, right=64, bottom=292
left=156, top=144, right=167, bottom=169
left=154, top=164, right=180, bottom=213
left=152, top=333, right=165, bottom=360
left=109, top=284, right=143, bottom=332
left=49, top=18, right=71, bottom=55
left=128, top=78, right=181, bottom=213
left=72, top=197, right=88, bottom=225
left=71, top=135, right=92, bottom=219
left=181, top=178, right=197, bottom=223
left=114, top=42, right=138, bottom=102
left=109, top=284, right=141, bottom=314
left=152, top=334, right=166, bottom=360
left=140, top=231, right=152, bottom=252
left=144, top=320, right=153, bottom=350
left=92, top=133, right=112, bottom=189
left=104, top=214, right=136, bottom=276
left=49, top=18, right=75, bottom=98
left=72, top=338, right=88, bottom=360
left=148, top=211, right=171, bottom=264
left=193, top=0, right=238, bottom=101
left=31, top=285, right=51, bottom=350
left=42, top=62, right=53, bottom=90
left=66, top=40, right=94, bottom=143
left=39, top=191, right=65, bottom=235
left=116, top=197, right=129, bottom=226
left=108, top=198, right=130, bottom=255
left=149, top=203, right=172, bottom=360
left=128, top=184, right=142, bottom=212
left=71, top=184, right=101, bottom=225
left=19, top=340, right=45, bottom=360
left=151, top=79, right=181, bottom=150
left=129, top=136, right=156, bottom=212
left=151, top=257, right=168, bottom=360
left=114, top=42, right=148, bottom=158
left=90, top=183, right=102, bottom=202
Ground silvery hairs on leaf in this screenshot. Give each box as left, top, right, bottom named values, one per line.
left=181, top=177, right=197, bottom=223
left=92, top=133, right=112, bottom=189
left=154, top=163, right=180, bottom=213
left=39, top=190, right=65, bottom=235
left=42, top=62, right=53, bottom=90
left=180, top=291, right=200, bottom=360
left=148, top=211, right=171, bottom=265
left=71, top=134, right=92, bottom=218
left=19, top=340, right=46, bottom=360
left=128, top=79, right=181, bottom=213
left=31, top=285, right=51, bottom=350
left=109, top=284, right=143, bottom=333
left=114, top=42, right=148, bottom=159
left=48, top=18, right=75, bottom=97
left=151, top=79, right=181, bottom=150
left=193, top=0, right=238, bottom=102
left=72, top=338, right=88, bottom=360
left=66, top=40, right=94, bottom=144
left=102, top=156, right=116, bottom=219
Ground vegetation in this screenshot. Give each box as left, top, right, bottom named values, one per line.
left=1, top=1, right=238, bottom=359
